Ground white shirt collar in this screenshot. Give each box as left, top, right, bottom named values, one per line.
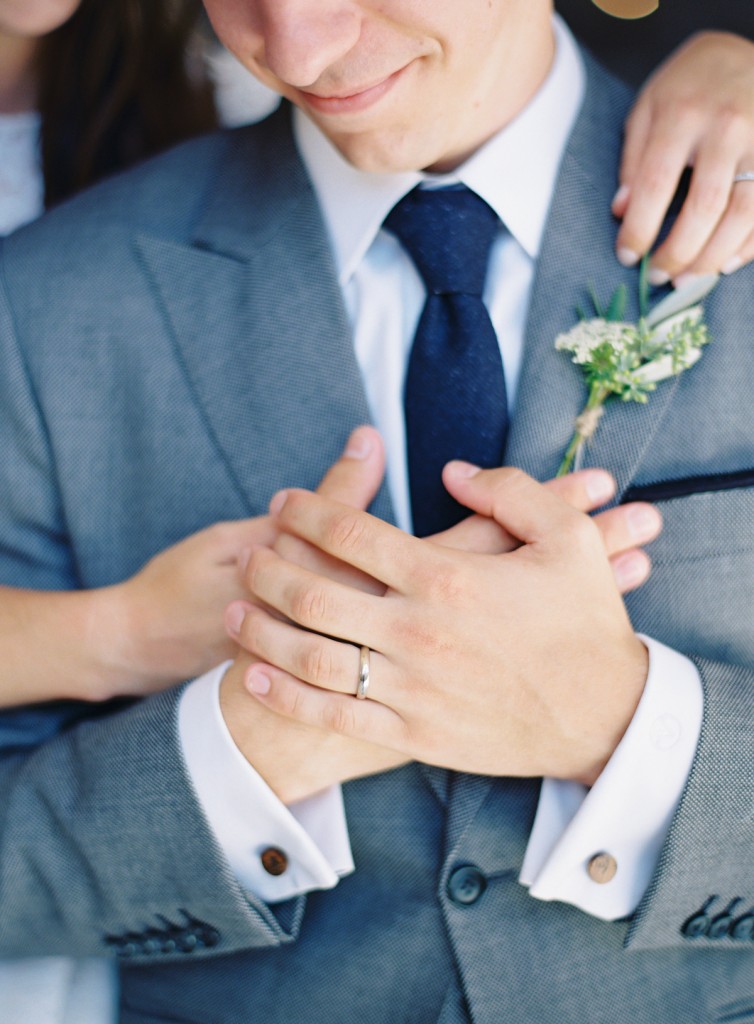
left=294, top=15, right=585, bottom=287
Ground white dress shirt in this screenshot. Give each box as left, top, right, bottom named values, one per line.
left=180, top=16, right=703, bottom=921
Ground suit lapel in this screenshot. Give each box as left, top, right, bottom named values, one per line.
left=136, top=107, right=392, bottom=520
left=507, top=60, right=679, bottom=498
left=446, top=57, right=682, bottom=846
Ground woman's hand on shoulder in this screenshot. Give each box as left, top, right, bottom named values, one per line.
left=616, top=31, right=754, bottom=285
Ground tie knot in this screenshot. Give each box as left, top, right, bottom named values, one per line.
left=384, top=185, right=499, bottom=297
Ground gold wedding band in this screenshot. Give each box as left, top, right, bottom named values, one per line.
left=356, top=646, right=371, bottom=700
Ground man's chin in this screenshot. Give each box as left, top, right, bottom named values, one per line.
left=311, top=124, right=447, bottom=176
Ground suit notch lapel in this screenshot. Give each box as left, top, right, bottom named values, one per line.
left=505, top=63, right=683, bottom=499
left=134, top=109, right=391, bottom=515
left=136, top=234, right=259, bottom=507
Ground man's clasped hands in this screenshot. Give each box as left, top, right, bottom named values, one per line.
left=210, top=426, right=661, bottom=804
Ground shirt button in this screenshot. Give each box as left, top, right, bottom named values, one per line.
left=650, top=713, right=681, bottom=750
left=260, top=846, right=289, bottom=876
left=447, top=865, right=487, bottom=906
left=587, top=852, right=618, bottom=884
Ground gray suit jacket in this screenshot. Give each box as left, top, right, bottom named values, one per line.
left=0, top=57, right=751, bottom=1024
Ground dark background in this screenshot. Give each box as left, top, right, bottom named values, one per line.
left=555, top=0, right=753, bottom=85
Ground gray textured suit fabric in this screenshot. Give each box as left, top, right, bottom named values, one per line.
left=0, top=55, right=752, bottom=1024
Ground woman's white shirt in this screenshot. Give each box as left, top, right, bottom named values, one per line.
left=0, top=112, right=43, bottom=235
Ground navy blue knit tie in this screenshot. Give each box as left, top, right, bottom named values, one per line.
left=385, top=185, right=508, bottom=536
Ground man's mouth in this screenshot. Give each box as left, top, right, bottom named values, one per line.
left=298, top=67, right=407, bottom=115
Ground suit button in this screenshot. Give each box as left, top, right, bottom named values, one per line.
left=176, top=930, right=199, bottom=953
left=142, top=929, right=166, bottom=955
left=260, top=847, right=289, bottom=876
left=447, top=865, right=487, bottom=906
left=708, top=914, right=733, bottom=939
left=587, top=852, right=618, bottom=884
left=155, top=919, right=196, bottom=954
left=708, top=901, right=741, bottom=939
left=682, top=912, right=711, bottom=939
left=196, top=925, right=221, bottom=948
left=682, top=897, right=717, bottom=939
left=180, top=913, right=221, bottom=949
left=731, top=913, right=754, bottom=940
left=682, top=915, right=710, bottom=939
left=115, top=933, right=144, bottom=958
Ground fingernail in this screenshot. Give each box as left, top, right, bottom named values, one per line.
left=721, top=255, right=743, bottom=275
left=627, top=503, right=660, bottom=540
left=647, top=266, right=670, bottom=286
left=446, top=460, right=480, bottom=479
left=247, top=668, right=271, bottom=695
left=585, top=471, right=615, bottom=504
left=269, top=490, right=288, bottom=515
left=614, top=553, right=647, bottom=590
left=225, top=603, right=246, bottom=636
left=617, top=247, right=639, bottom=267
left=344, top=426, right=373, bottom=460
left=672, top=272, right=701, bottom=290
left=611, top=184, right=630, bottom=208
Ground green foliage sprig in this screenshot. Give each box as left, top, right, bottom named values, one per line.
left=555, top=260, right=718, bottom=476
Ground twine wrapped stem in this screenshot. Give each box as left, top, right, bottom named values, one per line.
left=557, top=383, right=610, bottom=476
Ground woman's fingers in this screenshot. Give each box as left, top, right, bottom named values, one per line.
left=617, top=31, right=754, bottom=280
left=674, top=173, right=754, bottom=282
left=616, top=103, right=697, bottom=270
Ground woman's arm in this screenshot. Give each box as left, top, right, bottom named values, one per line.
left=0, top=516, right=276, bottom=706
left=0, top=427, right=385, bottom=707
left=616, top=31, right=754, bottom=283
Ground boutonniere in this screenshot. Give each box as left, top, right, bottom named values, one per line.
left=555, top=259, right=718, bottom=476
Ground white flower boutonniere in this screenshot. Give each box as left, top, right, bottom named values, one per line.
left=555, top=259, right=719, bottom=476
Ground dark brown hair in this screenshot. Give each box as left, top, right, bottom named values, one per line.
left=35, top=0, right=218, bottom=207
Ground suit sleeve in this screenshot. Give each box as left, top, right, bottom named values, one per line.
left=0, top=243, right=304, bottom=962
left=625, top=656, right=754, bottom=949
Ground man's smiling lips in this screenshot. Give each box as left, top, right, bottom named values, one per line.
left=298, top=67, right=408, bottom=115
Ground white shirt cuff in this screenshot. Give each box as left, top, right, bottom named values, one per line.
left=178, top=663, right=354, bottom=903
left=519, top=635, right=703, bottom=920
